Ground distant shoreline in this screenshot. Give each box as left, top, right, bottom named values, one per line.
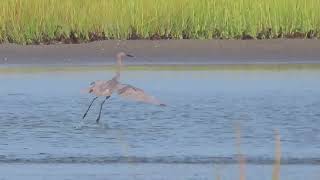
left=0, top=40, right=320, bottom=66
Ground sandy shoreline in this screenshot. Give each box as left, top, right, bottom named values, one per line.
left=0, top=40, right=320, bottom=66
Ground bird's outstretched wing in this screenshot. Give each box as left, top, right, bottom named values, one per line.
left=117, top=84, right=166, bottom=106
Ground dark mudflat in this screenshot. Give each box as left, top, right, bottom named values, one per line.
left=0, top=40, right=320, bottom=66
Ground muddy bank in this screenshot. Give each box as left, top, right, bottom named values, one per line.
left=0, top=40, right=320, bottom=66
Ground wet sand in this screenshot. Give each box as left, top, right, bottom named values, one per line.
left=0, top=40, right=320, bottom=66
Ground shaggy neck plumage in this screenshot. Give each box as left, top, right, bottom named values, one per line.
left=115, top=56, right=122, bottom=81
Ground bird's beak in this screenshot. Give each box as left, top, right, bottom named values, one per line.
left=126, top=54, right=135, bottom=58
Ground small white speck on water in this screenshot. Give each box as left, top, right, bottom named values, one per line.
left=74, top=119, right=86, bottom=129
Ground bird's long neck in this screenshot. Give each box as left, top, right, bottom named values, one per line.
left=115, top=56, right=122, bottom=81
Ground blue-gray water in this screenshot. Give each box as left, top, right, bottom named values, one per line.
left=0, top=69, right=320, bottom=179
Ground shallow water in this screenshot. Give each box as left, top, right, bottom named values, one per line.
left=0, top=69, right=320, bottom=179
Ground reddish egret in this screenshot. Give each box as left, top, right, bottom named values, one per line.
left=83, top=52, right=165, bottom=123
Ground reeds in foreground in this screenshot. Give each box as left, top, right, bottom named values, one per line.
left=272, top=130, right=281, bottom=180
left=234, top=123, right=246, bottom=180
left=232, top=123, right=282, bottom=180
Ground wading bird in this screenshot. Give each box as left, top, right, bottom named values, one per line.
left=83, top=52, right=166, bottom=123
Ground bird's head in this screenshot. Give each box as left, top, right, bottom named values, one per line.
left=117, top=52, right=135, bottom=59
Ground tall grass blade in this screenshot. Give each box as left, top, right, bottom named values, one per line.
left=234, top=122, right=246, bottom=180
left=272, top=130, right=281, bottom=180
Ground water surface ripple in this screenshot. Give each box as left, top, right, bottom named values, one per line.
left=1, top=70, right=320, bottom=165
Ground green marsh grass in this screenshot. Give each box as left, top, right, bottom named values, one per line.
left=0, top=0, right=320, bottom=44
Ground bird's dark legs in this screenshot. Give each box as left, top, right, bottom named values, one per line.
left=82, top=97, right=98, bottom=119
left=96, top=96, right=110, bottom=123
